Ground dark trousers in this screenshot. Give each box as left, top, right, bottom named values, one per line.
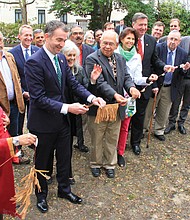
left=8, top=102, right=19, bottom=136
left=169, top=79, right=190, bottom=126
left=75, top=114, right=84, bottom=147
left=130, top=98, right=149, bottom=146
left=31, top=125, right=71, bottom=201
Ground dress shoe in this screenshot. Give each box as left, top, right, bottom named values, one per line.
left=74, top=144, right=89, bottom=153
left=154, top=134, right=165, bottom=141
left=164, top=125, right=176, bottom=134
left=178, top=125, right=186, bottom=134
left=69, top=177, right=76, bottom=185
left=132, top=145, right=141, bottom=155
left=46, top=176, right=53, bottom=185
left=91, top=168, right=101, bottom=177
left=117, top=154, right=125, bottom=167
left=58, top=191, right=83, bottom=204
left=105, top=169, right=115, bottom=178
left=37, top=199, right=48, bottom=213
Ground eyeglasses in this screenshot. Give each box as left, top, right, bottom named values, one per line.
left=102, top=41, right=116, bottom=47
left=72, top=32, right=84, bottom=36
left=95, top=33, right=102, bottom=37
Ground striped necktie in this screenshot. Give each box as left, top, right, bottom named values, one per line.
left=54, top=55, right=62, bottom=86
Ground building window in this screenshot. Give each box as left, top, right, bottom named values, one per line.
left=38, top=10, right=45, bottom=24
left=60, top=14, right=67, bottom=24
left=15, top=9, right=22, bottom=23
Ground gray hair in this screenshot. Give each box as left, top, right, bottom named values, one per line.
left=168, top=30, right=181, bottom=38
left=62, top=39, right=80, bottom=74
left=44, top=20, right=69, bottom=36
left=68, top=24, right=84, bottom=38
left=19, top=24, right=33, bottom=35
left=132, top=12, right=148, bottom=23
left=101, top=30, right=119, bottom=43
left=33, top=29, right=44, bottom=35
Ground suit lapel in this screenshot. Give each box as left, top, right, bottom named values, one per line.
left=31, top=45, right=38, bottom=55
left=17, top=45, right=25, bottom=64
left=41, top=49, right=61, bottom=90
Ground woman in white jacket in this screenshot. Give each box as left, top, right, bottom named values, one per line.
left=115, top=27, right=157, bottom=167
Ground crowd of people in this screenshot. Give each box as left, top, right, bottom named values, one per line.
left=0, top=11, right=190, bottom=218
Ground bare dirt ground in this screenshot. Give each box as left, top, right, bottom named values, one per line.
left=6, top=116, right=190, bottom=220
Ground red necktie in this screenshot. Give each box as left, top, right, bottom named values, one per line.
left=138, top=39, right=144, bottom=60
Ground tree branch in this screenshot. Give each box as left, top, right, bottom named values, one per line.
left=0, top=1, right=19, bottom=4
left=0, top=0, right=35, bottom=5
left=26, top=0, right=35, bottom=6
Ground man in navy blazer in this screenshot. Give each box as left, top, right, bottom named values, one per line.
left=115, top=19, right=127, bottom=35
left=155, top=31, right=189, bottom=139
left=9, top=25, right=39, bottom=134
left=130, top=12, right=175, bottom=155
left=25, top=20, right=105, bottom=214
left=9, top=25, right=39, bottom=164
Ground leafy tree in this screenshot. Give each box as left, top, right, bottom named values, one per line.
left=50, top=0, right=157, bottom=31
left=156, top=0, right=190, bottom=35
left=121, top=0, right=157, bottom=32
left=0, top=0, right=36, bottom=24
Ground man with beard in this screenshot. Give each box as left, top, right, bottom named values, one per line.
left=69, top=25, right=95, bottom=152
left=69, top=25, right=94, bottom=69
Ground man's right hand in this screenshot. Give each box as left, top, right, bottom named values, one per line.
left=68, top=103, right=89, bottom=115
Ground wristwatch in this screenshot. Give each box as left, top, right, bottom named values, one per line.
left=12, top=136, right=20, bottom=146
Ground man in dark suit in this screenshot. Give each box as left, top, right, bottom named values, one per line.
left=153, top=30, right=189, bottom=140
left=86, top=30, right=140, bottom=178
left=9, top=24, right=39, bottom=164
left=130, top=12, right=175, bottom=155
left=115, top=19, right=127, bottom=35
left=9, top=25, right=39, bottom=134
left=25, top=20, right=105, bottom=213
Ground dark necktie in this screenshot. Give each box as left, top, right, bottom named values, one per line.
left=108, top=56, right=117, bottom=79
left=164, top=51, right=173, bottom=84
left=25, top=48, right=29, bottom=61
left=54, top=55, right=62, bottom=86
left=138, top=39, right=143, bottom=60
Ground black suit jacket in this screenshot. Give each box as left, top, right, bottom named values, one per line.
left=156, top=42, right=188, bottom=101
left=86, top=49, right=135, bottom=120
left=136, top=34, right=165, bottom=99
left=82, top=44, right=94, bottom=68
left=9, top=44, right=39, bottom=92
left=115, top=25, right=127, bottom=35
left=25, top=48, right=91, bottom=133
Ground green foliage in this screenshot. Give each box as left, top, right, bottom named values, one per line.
left=0, top=22, right=46, bottom=45
left=122, top=0, right=157, bottom=33
left=157, top=0, right=190, bottom=35
left=50, top=0, right=190, bottom=35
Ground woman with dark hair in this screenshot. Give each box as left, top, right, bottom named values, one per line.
left=115, top=27, right=157, bottom=167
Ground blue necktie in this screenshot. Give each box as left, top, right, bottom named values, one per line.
left=25, top=48, right=29, bottom=61
left=164, top=51, right=173, bottom=84
left=54, top=55, right=62, bottom=86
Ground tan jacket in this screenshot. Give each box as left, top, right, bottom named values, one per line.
left=0, top=51, right=25, bottom=116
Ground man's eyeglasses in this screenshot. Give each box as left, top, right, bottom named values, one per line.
left=95, top=34, right=102, bottom=37
left=72, top=32, right=84, bottom=36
